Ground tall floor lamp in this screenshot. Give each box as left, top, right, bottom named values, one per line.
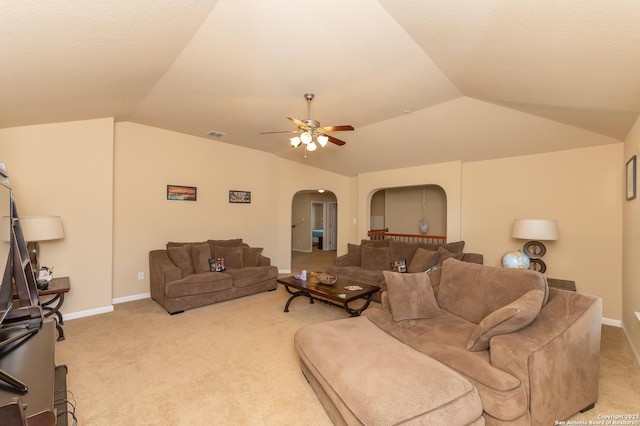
left=512, top=219, right=558, bottom=273
left=20, top=216, right=64, bottom=277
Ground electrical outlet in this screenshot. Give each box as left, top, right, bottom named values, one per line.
left=138, top=272, right=144, bottom=280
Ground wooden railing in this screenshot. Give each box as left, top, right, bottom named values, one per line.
left=367, top=228, right=447, bottom=244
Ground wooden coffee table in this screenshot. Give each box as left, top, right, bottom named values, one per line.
left=277, top=275, right=379, bottom=317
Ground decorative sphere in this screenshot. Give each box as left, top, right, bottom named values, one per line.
left=501, top=250, right=531, bottom=269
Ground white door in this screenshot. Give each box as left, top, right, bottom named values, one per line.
left=325, top=202, right=337, bottom=250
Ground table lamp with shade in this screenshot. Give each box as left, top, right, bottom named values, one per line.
left=511, top=219, right=558, bottom=273
left=20, top=216, right=64, bottom=279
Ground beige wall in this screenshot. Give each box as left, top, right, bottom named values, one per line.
left=0, top=118, right=114, bottom=315
left=0, top=118, right=630, bottom=332
left=462, top=145, right=623, bottom=320
left=623, top=116, right=640, bottom=364
left=113, top=122, right=281, bottom=299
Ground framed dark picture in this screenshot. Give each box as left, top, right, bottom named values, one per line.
left=626, top=156, right=636, bottom=201
left=229, top=190, right=251, bottom=204
left=167, top=185, right=197, bottom=201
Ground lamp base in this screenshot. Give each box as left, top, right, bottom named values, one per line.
left=523, top=240, right=547, bottom=273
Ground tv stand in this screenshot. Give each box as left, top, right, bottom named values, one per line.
left=0, top=320, right=67, bottom=425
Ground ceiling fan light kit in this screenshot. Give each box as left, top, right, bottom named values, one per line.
left=261, top=93, right=354, bottom=156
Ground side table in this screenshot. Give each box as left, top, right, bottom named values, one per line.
left=38, top=276, right=70, bottom=341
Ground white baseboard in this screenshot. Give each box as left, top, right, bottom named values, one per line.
left=622, top=322, right=640, bottom=368
left=602, top=317, right=622, bottom=327
left=64, top=305, right=114, bottom=321
left=112, top=292, right=150, bottom=305
left=279, top=269, right=291, bottom=274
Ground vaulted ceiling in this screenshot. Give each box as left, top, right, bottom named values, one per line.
left=2, top=0, right=639, bottom=176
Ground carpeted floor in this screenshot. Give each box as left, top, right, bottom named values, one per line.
left=54, top=251, right=639, bottom=424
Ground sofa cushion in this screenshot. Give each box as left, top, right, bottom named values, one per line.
left=242, top=247, right=263, bottom=267
left=389, top=240, right=419, bottom=266
left=420, top=240, right=465, bottom=253
left=191, top=243, right=212, bottom=274
left=167, top=245, right=194, bottom=276
left=213, top=245, right=244, bottom=270
left=361, top=245, right=391, bottom=271
left=207, top=238, right=243, bottom=257
left=347, top=243, right=362, bottom=266
left=437, top=258, right=548, bottom=324
left=361, top=238, right=389, bottom=248
left=383, top=271, right=441, bottom=321
left=165, top=272, right=232, bottom=297
left=407, top=247, right=440, bottom=273
left=325, top=265, right=384, bottom=288
left=467, top=289, right=545, bottom=351
left=223, top=266, right=278, bottom=288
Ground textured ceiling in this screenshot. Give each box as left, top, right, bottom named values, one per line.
left=2, top=0, right=639, bottom=176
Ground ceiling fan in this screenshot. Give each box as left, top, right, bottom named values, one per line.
left=260, top=93, right=354, bottom=152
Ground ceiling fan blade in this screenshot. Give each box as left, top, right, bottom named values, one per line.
left=287, top=117, right=309, bottom=130
left=320, top=125, right=354, bottom=133
left=324, top=134, right=347, bottom=146
left=259, top=130, right=300, bottom=134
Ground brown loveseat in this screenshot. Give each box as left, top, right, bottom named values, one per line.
left=295, top=258, right=602, bottom=425
left=326, top=239, right=483, bottom=302
left=149, top=239, right=278, bottom=314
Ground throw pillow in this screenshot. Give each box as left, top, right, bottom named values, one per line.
left=389, top=240, right=419, bottom=265
left=383, top=271, right=442, bottom=321
left=191, top=243, right=212, bottom=274
left=407, top=247, right=440, bottom=273
left=209, top=257, right=226, bottom=272
left=438, top=246, right=464, bottom=262
left=347, top=243, right=362, bottom=266
left=361, top=245, right=391, bottom=271
left=243, top=247, right=263, bottom=267
left=214, top=245, right=243, bottom=270
left=437, top=258, right=548, bottom=324
left=466, top=289, right=545, bottom=352
left=391, top=259, right=407, bottom=273
left=167, top=245, right=194, bottom=276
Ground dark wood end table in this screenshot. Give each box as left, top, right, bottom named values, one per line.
left=38, top=276, right=70, bottom=341
left=277, top=275, right=379, bottom=317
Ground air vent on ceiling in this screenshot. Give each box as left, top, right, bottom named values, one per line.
left=207, top=130, right=226, bottom=138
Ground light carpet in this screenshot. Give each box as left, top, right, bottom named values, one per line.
left=55, top=287, right=639, bottom=425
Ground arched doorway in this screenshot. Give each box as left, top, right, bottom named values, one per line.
left=370, top=185, right=447, bottom=237
left=290, top=190, right=337, bottom=273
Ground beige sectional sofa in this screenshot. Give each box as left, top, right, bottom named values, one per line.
left=326, top=239, right=483, bottom=302
left=295, top=258, right=602, bottom=425
left=149, top=239, right=278, bottom=314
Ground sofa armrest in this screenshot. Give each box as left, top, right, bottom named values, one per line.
left=149, top=250, right=183, bottom=305
left=489, top=289, right=602, bottom=424
left=257, top=255, right=271, bottom=266
left=334, top=254, right=350, bottom=267
left=462, top=252, right=483, bottom=264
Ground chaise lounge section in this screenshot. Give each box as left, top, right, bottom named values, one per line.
left=149, top=239, right=278, bottom=314
left=295, top=258, right=602, bottom=425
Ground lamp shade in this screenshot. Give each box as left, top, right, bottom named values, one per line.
left=512, top=219, right=558, bottom=241
left=20, top=216, right=64, bottom=242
